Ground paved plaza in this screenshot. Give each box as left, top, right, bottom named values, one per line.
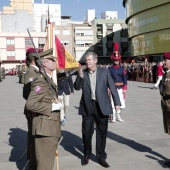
left=0, top=75, right=170, bottom=170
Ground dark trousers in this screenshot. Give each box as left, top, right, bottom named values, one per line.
left=82, top=101, right=109, bottom=161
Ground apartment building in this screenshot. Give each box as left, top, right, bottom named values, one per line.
left=73, top=23, right=94, bottom=61
left=0, top=32, right=46, bottom=69
left=92, top=19, right=129, bottom=64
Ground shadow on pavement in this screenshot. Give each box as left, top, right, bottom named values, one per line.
left=137, top=86, right=153, bottom=89
left=107, top=131, right=169, bottom=168
left=8, top=128, right=28, bottom=170
left=60, top=130, right=83, bottom=160
left=74, top=106, right=79, bottom=110
left=60, top=130, right=97, bottom=163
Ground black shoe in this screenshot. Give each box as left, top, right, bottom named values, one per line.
left=164, top=161, right=170, bottom=167
left=81, top=157, right=89, bottom=166
left=98, top=160, right=110, bottom=168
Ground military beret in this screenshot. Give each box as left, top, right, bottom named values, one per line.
left=26, top=48, right=42, bottom=58
left=163, top=52, right=170, bottom=59
left=39, top=48, right=57, bottom=60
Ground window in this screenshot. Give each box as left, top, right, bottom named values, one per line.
left=63, top=30, right=70, bottom=35
left=55, top=30, right=60, bottom=35
left=76, top=51, right=85, bottom=58
left=25, top=39, right=32, bottom=45
left=84, top=30, right=93, bottom=36
left=61, top=40, right=69, bottom=46
left=75, top=30, right=84, bottom=36
left=121, top=29, right=128, bottom=37
left=85, top=41, right=93, bottom=47
left=6, top=39, right=15, bottom=45
left=63, top=41, right=69, bottom=45
left=107, top=37, right=113, bottom=42
left=7, top=51, right=15, bottom=56
left=76, top=40, right=84, bottom=47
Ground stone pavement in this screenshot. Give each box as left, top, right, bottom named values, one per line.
left=0, top=75, right=170, bottom=170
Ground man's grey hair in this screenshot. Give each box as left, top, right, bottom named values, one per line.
left=85, top=51, right=98, bottom=60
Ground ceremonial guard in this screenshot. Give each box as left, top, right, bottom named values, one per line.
left=108, top=43, right=127, bottom=123
left=23, top=48, right=41, bottom=169
left=160, top=52, right=170, bottom=167
left=26, top=48, right=61, bottom=170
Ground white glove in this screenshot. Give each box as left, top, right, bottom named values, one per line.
left=117, top=110, right=121, bottom=114
left=52, top=102, right=62, bottom=111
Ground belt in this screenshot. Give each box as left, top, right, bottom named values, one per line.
left=161, top=94, right=170, bottom=100
left=115, top=82, right=123, bottom=86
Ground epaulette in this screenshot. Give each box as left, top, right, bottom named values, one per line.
left=32, top=77, right=38, bottom=82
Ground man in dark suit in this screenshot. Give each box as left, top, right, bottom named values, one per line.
left=74, top=52, right=121, bottom=168
left=57, top=72, right=74, bottom=126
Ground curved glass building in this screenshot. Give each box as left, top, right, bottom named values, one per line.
left=123, top=0, right=170, bottom=59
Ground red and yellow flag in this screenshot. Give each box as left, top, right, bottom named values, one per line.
left=55, top=36, right=80, bottom=70
left=44, top=17, right=80, bottom=73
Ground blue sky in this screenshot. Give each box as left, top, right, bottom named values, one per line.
left=0, top=0, right=125, bottom=20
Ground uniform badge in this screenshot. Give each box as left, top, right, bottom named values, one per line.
left=29, top=77, right=33, bottom=82
left=35, top=86, right=42, bottom=94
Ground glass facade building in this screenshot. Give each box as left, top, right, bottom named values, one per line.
left=123, top=0, right=170, bottom=57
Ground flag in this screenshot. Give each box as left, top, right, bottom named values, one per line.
left=44, top=6, right=80, bottom=74
left=55, top=35, right=80, bottom=73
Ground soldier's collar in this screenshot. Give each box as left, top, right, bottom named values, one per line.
left=30, top=65, right=39, bottom=71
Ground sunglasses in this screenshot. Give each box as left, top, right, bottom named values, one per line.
left=48, top=58, right=56, bottom=62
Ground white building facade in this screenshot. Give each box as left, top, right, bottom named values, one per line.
left=0, top=32, right=46, bottom=69
left=74, top=26, right=94, bottom=61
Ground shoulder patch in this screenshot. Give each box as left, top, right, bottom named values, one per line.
left=35, top=86, right=42, bottom=94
